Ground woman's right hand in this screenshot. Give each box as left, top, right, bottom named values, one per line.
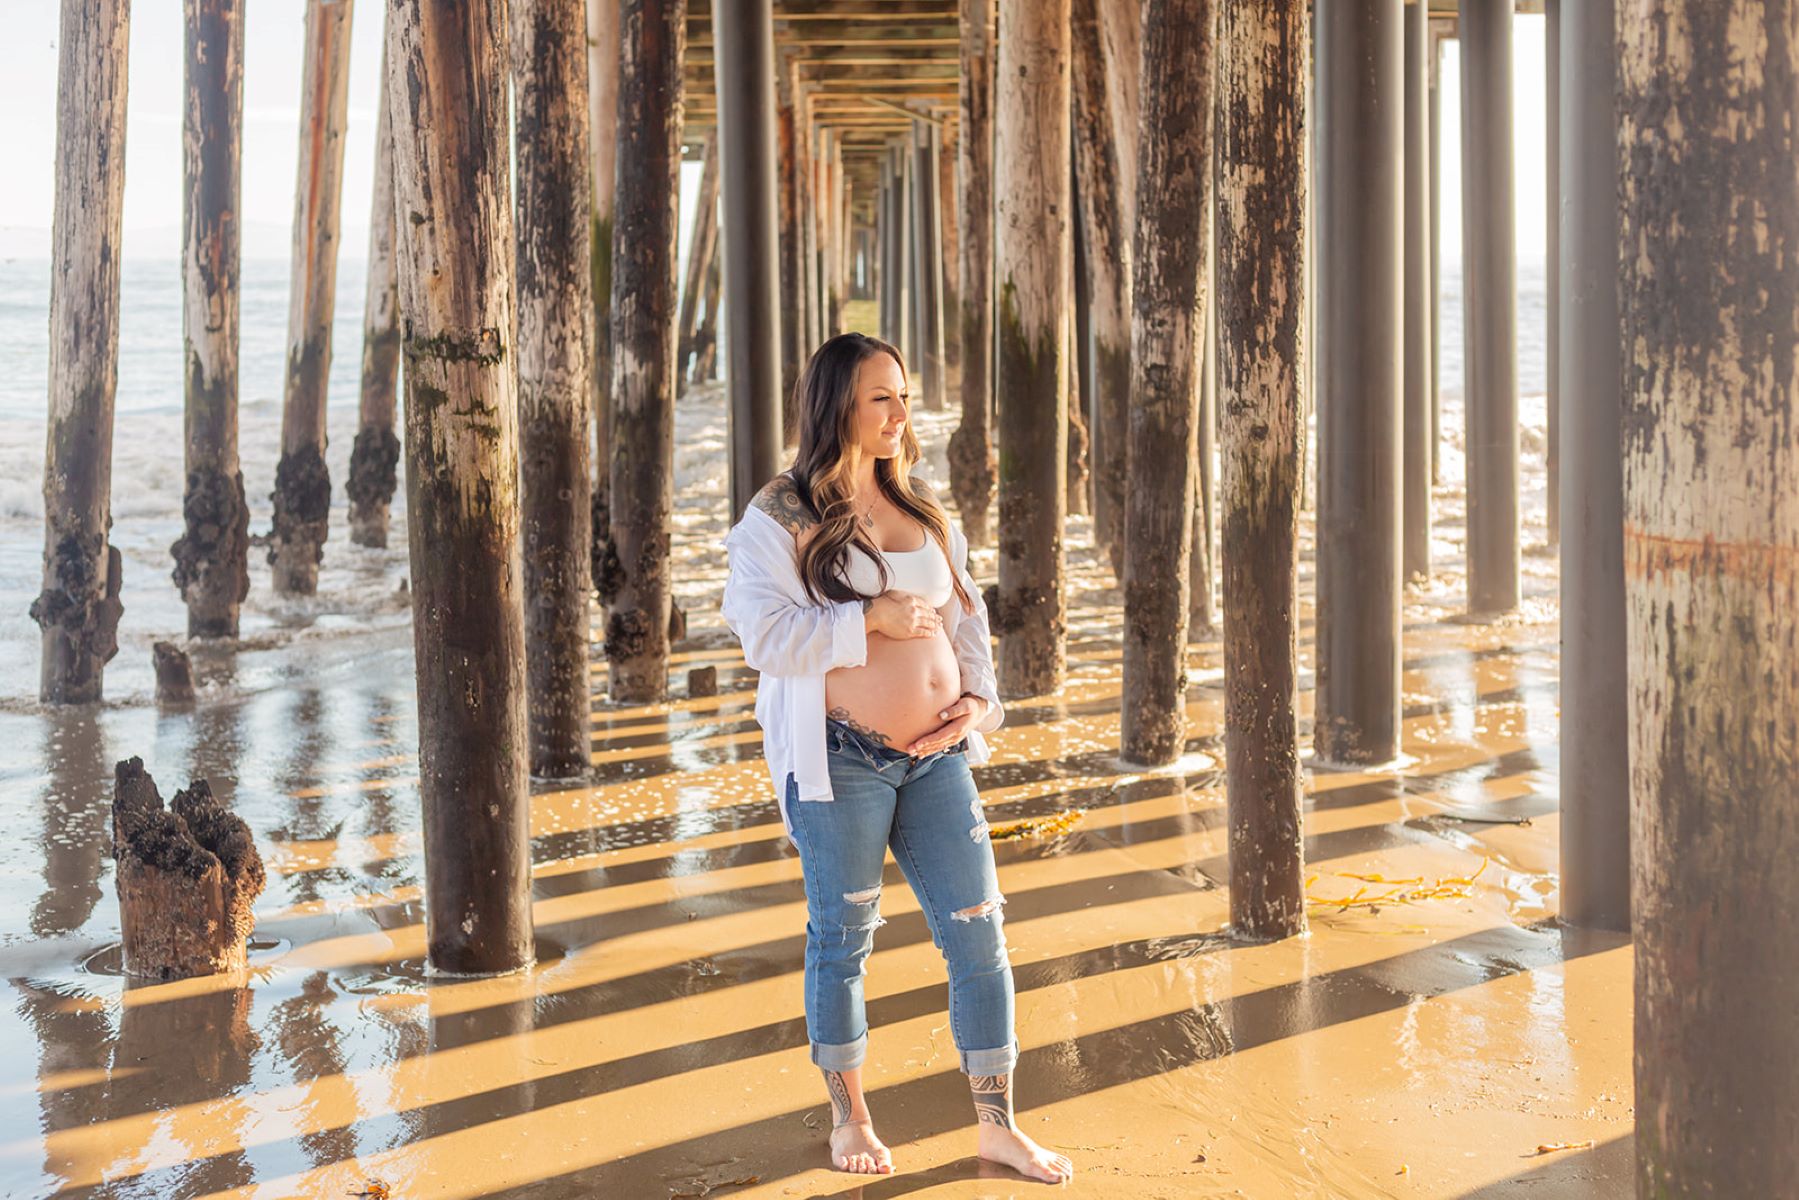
left=866, top=590, right=943, bottom=639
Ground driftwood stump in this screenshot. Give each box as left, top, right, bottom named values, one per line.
left=152, top=641, right=196, bottom=705
left=112, top=758, right=264, bottom=980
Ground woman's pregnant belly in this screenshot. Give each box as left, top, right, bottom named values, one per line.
left=825, top=628, right=962, bottom=752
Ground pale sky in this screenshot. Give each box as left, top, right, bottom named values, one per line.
left=0, top=6, right=1547, bottom=265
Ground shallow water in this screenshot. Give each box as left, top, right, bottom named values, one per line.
left=0, top=363, right=1633, bottom=1197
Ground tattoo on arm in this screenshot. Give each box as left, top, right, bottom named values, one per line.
left=752, top=475, right=817, bottom=536
left=828, top=706, right=892, bottom=747
left=824, top=1069, right=855, bottom=1127
left=968, top=1073, right=1014, bottom=1130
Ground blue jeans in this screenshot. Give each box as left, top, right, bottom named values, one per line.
left=785, top=718, right=1019, bottom=1077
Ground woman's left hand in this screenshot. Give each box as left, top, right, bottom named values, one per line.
left=905, top=694, right=988, bottom=757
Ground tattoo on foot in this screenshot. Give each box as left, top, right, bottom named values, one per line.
left=824, top=1069, right=855, bottom=1127
left=752, top=474, right=817, bottom=535
left=969, top=1073, right=1014, bottom=1130
left=828, top=706, right=892, bottom=746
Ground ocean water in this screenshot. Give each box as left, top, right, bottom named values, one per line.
left=0, top=248, right=1549, bottom=708
left=0, top=254, right=415, bottom=707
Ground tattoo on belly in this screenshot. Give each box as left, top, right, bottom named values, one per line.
left=968, top=1073, right=1014, bottom=1129
left=828, top=706, right=892, bottom=746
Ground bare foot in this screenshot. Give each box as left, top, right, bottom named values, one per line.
left=977, top=1124, right=1074, bottom=1184
left=829, top=1118, right=894, bottom=1174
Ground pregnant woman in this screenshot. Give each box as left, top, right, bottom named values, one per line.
left=721, top=333, right=1074, bottom=1183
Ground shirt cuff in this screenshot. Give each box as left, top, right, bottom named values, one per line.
left=830, top=600, right=868, bottom=670
left=962, top=676, right=1004, bottom=733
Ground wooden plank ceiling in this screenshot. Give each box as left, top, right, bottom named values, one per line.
left=684, top=0, right=957, bottom=204
left=677, top=0, right=1541, bottom=205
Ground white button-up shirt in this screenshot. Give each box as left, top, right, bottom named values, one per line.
left=720, top=502, right=1005, bottom=844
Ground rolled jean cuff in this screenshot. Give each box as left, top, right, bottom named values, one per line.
left=960, top=1038, right=1019, bottom=1077
left=811, top=1031, right=868, bottom=1072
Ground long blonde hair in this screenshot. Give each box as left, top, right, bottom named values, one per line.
left=787, top=333, right=973, bottom=614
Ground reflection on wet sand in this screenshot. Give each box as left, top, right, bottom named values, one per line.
left=0, top=416, right=1629, bottom=1199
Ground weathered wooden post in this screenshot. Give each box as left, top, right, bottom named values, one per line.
left=692, top=252, right=722, bottom=384
left=588, top=0, right=620, bottom=571
left=1402, top=0, right=1431, bottom=582
left=172, top=0, right=251, bottom=637
left=347, top=24, right=402, bottom=549
left=35, top=0, right=129, bottom=704
left=1069, top=179, right=1095, bottom=519
left=271, top=0, right=354, bottom=597
left=513, top=0, right=595, bottom=780
left=1460, top=0, right=1519, bottom=615
left=387, top=0, right=534, bottom=975
left=712, top=0, right=784, bottom=516
left=949, top=0, right=997, bottom=548
left=1190, top=242, right=1215, bottom=636
left=1619, top=1, right=1799, bottom=1189
left=795, top=74, right=822, bottom=353
left=878, top=156, right=897, bottom=342
left=937, top=121, right=961, bottom=372
left=994, top=0, right=1070, bottom=698
left=675, top=135, right=720, bottom=391
left=894, top=142, right=915, bottom=362
left=113, top=759, right=265, bottom=980
left=1072, top=0, right=1137, bottom=573
left=1121, top=0, right=1211, bottom=764
left=1558, top=0, right=1627, bottom=933
left=1219, top=0, right=1307, bottom=943
left=1315, top=0, right=1403, bottom=766
left=1065, top=224, right=1092, bottom=518
left=911, top=119, right=947, bottom=411
left=776, top=65, right=801, bottom=427
left=605, top=0, right=684, bottom=703
left=822, top=128, right=843, bottom=335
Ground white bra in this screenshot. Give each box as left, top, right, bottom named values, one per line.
left=841, top=534, right=955, bottom=608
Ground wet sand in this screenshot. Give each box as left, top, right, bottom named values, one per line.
left=0, top=384, right=1631, bottom=1198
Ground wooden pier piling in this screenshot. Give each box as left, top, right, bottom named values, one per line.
left=513, top=0, right=596, bottom=780
left=1619, top=3, right=1799, bottom=1189
left=948, top=0, right=997, bottom=549
left=34, top=0, right=130, bottom=704
left=604, top=0, right=684, bottom=704
left=994, top=0, right=1070, bottom=699
left=1218, top=0, right=1308, bottom=942
left=347, top=24, right=402, bottom=550
left=1120, top=0, right=1211, bottom=765
left=386, top=0, right=534, bottom=975
left=173, top=0, right=252, bottom=637
left=270, top=0, right=353, bottom=597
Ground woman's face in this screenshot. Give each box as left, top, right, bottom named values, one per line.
left=850, top=352, right=909, bottom=461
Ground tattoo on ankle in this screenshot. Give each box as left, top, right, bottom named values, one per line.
left=827, top=706, right=892, bottom=746
left=824, top=1069, right=855, bottom=1127
left=968, top=1073, right=1013, bottom=1130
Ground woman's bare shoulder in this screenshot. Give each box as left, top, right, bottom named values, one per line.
left=751, top=473, right=820, bottom=547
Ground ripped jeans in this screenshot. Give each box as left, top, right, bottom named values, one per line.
left=785, top=717, right=1018, bottom=1077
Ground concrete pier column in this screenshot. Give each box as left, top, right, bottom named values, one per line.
left=1558, top=0, right=1628, bottom=932
left=1314, top=0, right=1404, bottom=765
left=1459, top=0, right=1520, bottom=615
left=1402, top=0, right=1431, bottom=583
left=711, top=0, right=783, bottom=518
